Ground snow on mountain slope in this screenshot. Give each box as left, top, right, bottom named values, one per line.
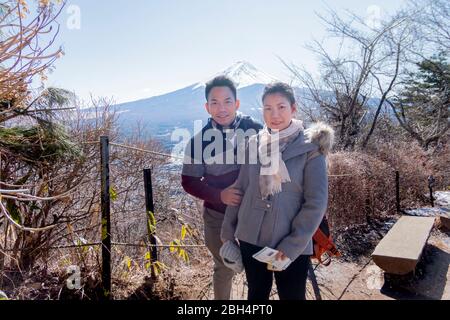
left=193, top=61, right=278, bottom=90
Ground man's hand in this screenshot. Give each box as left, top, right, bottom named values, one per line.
left=220, top=187, right=243, bottom=207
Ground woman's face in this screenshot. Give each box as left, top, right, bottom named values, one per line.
left=263, top=93, right=296, bottom=131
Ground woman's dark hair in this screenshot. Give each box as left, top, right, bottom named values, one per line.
left=205, top=76, right=237, bottom=101
left=262, top=82, right=296, bottom=105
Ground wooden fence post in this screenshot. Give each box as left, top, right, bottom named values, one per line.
left=143, top=168, right=158, bottom=279
left=396, top=171, right=401, bottom=214
left=100, top=136, right=112, bottom=299
left=428, top=175, right=435, bottom=207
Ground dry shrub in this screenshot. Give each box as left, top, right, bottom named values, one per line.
left=327, top=152, right=392, bottom=229
left=327, top=142, right=430, bottom=230
left=367, top=141, right=432, bottom=207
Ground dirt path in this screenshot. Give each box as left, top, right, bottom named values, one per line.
left=184, top=228, right=449, bottom=300
left=311, top=230, right=449, bottom=300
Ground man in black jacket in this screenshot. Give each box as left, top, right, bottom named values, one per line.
left=182, top=76, right=262, bottom=299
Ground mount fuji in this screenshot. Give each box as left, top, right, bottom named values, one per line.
left=196, top=60, right=278, bottom=89
left=111, top=61, right=385, bottom=149
left=113, top=61, right=289, bottom=147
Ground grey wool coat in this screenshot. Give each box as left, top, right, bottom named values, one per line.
left=220, top=122, right=335, bottom=261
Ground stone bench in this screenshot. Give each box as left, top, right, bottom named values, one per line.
left=372, top=216, right=435, bottom=275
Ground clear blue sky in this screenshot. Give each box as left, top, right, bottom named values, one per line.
left=46, top=0, right=406, bottom=103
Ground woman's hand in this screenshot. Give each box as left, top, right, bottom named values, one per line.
left=275, top=251, right=288, bottom=261
left=220, top=187, right=243, bottom=206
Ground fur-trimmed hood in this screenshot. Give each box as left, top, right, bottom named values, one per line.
left=249, top=121, right=335, bottom=161
left=304, top=122, right=335, bottom=156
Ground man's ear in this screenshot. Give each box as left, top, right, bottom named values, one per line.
left=291, top=103, right=298, bottom=114
left=205, top=102, right=211, bottom=115
left=235, top=99, right=241, bottom=111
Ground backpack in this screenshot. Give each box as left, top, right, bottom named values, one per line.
left=307, top=150, right=341, bottom=266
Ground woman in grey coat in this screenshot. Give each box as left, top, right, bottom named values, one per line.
left=220, top=82, right=334, bottom=300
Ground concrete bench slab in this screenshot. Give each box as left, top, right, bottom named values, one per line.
left=372, top=216, right=435, bottom=275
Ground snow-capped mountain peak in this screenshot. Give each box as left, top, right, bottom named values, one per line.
left=194, top=61, right=278, bottom=90
left=222, top=61, right=277, bottom=88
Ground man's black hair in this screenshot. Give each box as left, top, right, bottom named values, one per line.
left=205, top=75, right=237, bottom=101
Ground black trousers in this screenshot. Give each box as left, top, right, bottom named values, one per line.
left=239, top=240, right=310, bottom=300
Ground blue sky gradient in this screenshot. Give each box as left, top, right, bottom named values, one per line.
left=46, top=0, right=406, bottom=103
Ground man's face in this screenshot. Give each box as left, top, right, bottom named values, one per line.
left=205, top=86, right=240, bottom=127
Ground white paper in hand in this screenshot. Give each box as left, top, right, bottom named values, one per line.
left=252, top=247, right=292, bottom=271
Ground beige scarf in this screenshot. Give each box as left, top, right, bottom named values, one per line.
left=259, top=119, right=304, bottom=199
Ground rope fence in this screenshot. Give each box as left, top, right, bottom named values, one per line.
left=1, top=242, right=207, bottom=252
